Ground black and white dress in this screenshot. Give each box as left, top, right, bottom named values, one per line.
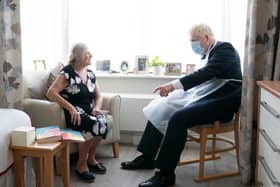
left=60, top=65, right=107, bottom=140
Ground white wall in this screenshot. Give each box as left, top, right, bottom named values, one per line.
left=97, top=74, right=178, bottom=132
left=97, top=73, right=234, bottom=146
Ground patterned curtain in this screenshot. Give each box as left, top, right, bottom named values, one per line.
left=0, top=0, right=22, bottom=109
left=240, top=0, right=280, bottom=184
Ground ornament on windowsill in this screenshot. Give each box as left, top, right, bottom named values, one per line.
left=120, top=61, right=129, bottom=74
left=148, top=56, right=165, bottom=75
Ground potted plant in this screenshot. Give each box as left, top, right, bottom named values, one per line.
left=148, top=56, right=165, bottom=75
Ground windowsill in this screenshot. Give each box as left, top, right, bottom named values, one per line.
left=97, top=72, right=180, bottom=95
left=95, top=72, right=182, bottom=79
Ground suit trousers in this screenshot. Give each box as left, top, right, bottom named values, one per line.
left=137, top=89, right=240, bottom=173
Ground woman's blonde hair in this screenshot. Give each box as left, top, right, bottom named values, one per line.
left=189, top=23, right=214, bottom=39
left=68, top=43, right=88, bottom=64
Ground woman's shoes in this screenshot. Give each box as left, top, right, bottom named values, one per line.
left=88, top=162, right=107, bottom=174
left=75, top=162, right=106, bottom=183
left=75, top=170, right=95, bottom=183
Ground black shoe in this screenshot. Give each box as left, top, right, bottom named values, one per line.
left=75, top=170, right=95, bottom=183
left=88, top=162, right=106, bottom=174
left=138, top=171, right=175, bottom=187
left=121, top=155, right=154, bottom=170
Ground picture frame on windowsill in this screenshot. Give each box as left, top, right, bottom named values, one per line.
left=165, top=62, right=182, bottom=75
left=120, top=61, right=129, bottom=74
left=186, top=64, right=196, bottom=75
left=135, top=55, right=148, bottom=74
left=96, top=60, right=111, bottom=73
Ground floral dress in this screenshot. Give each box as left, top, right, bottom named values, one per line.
left=60, top=65, right=107, bottom=140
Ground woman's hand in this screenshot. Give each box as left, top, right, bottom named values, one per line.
left=91, top=108, right=103, bottom=116
left=69, top=107, right=81, bottom=126
left=153, top=83, right=174, bottom=97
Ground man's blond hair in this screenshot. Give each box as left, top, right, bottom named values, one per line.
left=189, top=23, right=214, bottom=39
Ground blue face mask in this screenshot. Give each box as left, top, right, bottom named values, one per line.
left=191, top=41, right=204, bottom=55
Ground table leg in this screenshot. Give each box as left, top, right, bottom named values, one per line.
left=35, top=157, right=43, bottom=187
left=44, top=153, right=54, bottom=187
left=13, top=151, right=25, bottom=187
left=55, top=154, right=62, bottom=176
left=61, top=143, right=70, bottom=187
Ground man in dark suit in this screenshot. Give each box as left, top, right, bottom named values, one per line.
left=121, top=23, right=242, bottom=187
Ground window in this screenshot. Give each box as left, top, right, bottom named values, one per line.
left=21, top=0, right=248, bottom=72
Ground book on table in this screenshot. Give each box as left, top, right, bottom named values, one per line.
left=35, top=125, right=85, bottom=143
left=61, top=129, right=85, bottom=143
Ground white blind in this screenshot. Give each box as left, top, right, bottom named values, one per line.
left=21, top=0, right=248, bottom=71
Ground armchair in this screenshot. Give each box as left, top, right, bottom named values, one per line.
left=23, top=70, right=121, bottom=157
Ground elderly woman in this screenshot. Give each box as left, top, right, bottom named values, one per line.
left=121, top=23, right=242, bottom=187
left=46, top=43, right=107, bottom=183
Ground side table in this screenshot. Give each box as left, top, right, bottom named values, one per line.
left=11, top=141, right=70, bottom=187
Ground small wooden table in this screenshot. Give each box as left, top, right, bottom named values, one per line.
left=11, top=141, right=70, bottom=187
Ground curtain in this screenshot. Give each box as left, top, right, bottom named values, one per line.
left=0, top=0, right=23, bottom=109
left=240, top=0, right=280, bottom=184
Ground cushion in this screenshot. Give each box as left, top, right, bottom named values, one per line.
left=26, top=71, right=49, bottom=99
left=46, top=63, right=63, bottom=90
left=26, top=63, right=64, bottom=99
left=44, top=62, right=64, bottom=95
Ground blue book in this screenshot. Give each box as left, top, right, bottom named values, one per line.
left=35, top=125, right=62, bottom=143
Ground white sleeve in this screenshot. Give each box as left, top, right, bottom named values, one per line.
left=171, top=79, right=183, bottom=89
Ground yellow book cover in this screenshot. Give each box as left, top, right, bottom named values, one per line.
left=61, top=129, right=85, bottom=143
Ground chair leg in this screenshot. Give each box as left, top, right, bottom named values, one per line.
left=194, top=126, right=240, bottom=182
left=234, top=122, right=240, bottom=172
left=194, top=129, right=207, bottom=182
left=112, top=142, right=119, bottom=158
left=179, top=113, right=241, bottom=182
left=211, top=133, right=218, bottom=159
left=194, top=129, right=239, bottom=182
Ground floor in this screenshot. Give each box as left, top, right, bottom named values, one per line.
left=54, top=143, right=255, bottom=187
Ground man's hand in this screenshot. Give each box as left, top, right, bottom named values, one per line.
left=153, top=83, right=174, bottom=97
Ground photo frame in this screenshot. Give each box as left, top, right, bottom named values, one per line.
left=165, top=63, right=182, bottom=75
left=34, top=59, right=46, bottom=71
left=120, top=61, right=129, bottom=73
left=186, top=64, right=196, bottom=75
left=96, top=60, right=111, bottom=72
left=135, top=55, right=148, bottom=74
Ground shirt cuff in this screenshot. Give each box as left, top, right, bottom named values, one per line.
left=171, top=79, right=183, bottom=89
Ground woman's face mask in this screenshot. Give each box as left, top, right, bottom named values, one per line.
left=191, top=41, right=204, bottom=56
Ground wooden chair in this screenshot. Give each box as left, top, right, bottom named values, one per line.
left=178, top=112, right=240, bottom=182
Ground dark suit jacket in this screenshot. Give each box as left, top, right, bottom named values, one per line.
left=179, top=41, right=242, bottom=121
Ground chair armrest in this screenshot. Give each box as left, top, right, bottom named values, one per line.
left=102, top=93, right=121, bottom=141
left=23, top=98, right=66, bottom=128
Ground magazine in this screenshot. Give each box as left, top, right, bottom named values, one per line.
left=35, top=126, right=85, bottom=143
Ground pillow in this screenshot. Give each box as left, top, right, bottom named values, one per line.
left=44, top=62, right=64, bottom=97
left=26, top=71, right=49, bottom=99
